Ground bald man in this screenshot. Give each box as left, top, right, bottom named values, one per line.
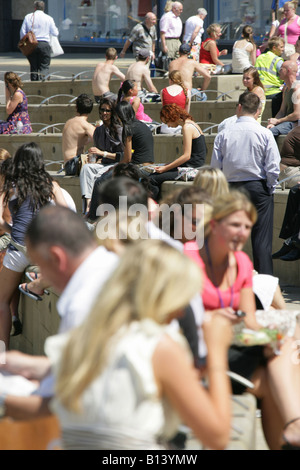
left=267, top=60, right=300, bottom=137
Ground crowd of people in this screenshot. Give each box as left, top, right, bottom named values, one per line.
left=0, top=0, right=300, bottom=452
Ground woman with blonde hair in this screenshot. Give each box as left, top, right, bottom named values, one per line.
left=161, top=70, right=191, bottom=112
left=45, top=239, right=233, bottom=450
left=232, top=25, right=257, bottom=73
left=184, top=190, right=300, bottom=450
left=200, top=23, right=228, bottom=66
left=193, top=165, right=229, bottom=197
left=0, top=72, right=32, bottom=134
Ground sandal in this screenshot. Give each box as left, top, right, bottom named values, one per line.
left=282, top=418, right=300, bottom=450
left=18, top=284, right=43, bottom=301
left=10, top=318, right=23, bottom=337
left=25, top=272, right=50, bottom=295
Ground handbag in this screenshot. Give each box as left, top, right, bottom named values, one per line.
left=18, top=13, right=38, bottom=57
left=50, top=35, right=64, bottom=58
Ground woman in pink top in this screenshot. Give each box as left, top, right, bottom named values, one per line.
left=117, top=79, right=152, bottom=122
left=184, top=190, right=300, bottom=450
left=161, top=70, right=191, bottom=112
left=276, top=1, right=300, bottom=53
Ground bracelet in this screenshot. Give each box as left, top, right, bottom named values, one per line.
left=103, top=151, right=108, bottom=158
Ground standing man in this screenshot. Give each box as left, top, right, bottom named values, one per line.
left=183, top=8, right=208, bottom=62
left=211, top=92, right=280, bottom=275
left=159, top=1, right=183, bottom=62
left=169, top=44, right=211, bottom=101
left=20, top=1, right=59, bottom=81
left=92, top=47, right=125, bottom=103
left=120, top=12, right=157, bottom=62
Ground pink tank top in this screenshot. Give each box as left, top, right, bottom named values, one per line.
left=130, top=97, right=152, bottom=122
left=278, top=16, right=300, bottom=45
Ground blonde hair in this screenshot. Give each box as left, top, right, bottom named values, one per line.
left=0, top=148, right=11, bottom=161
left=55, top=239, right=202, bottom=412
left=207, top=23, right=221, bottom=37
left=169, top=70, right=188, bottom=99
left=193, top=166, right=229, bottom=198
left=164, top=0, right=173, bottom=12
left=200, top=190, right=257, bottom=239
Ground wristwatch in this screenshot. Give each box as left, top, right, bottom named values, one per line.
left=103, top=151, right=108, bottom=158
left=0, top=394, right=6, bottom=419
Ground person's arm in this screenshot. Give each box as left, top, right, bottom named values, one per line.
left=189, top=25, right=201, bottom=45
left=194, top=63, right=211, bottom=90
left=206, top=40, right=225, bottom=66
left=153, top=313, right=232, bottom=450
left=121, top=136, right=133, bottom=163
left=112, top=66, right=125, bottom=81
left=142, top=69, right=158, bottom=93
left=250, top=44, right=257, bottom=65
left=88, top=146, right=119, bottom=162
left=0, top=351, right=51, bottom=381
left=3, top=395, right=52, bottom=421
left=0, top=192, right=11, bottom=233
left=160, top=31, right=168, bottom=54
left=272, top=85, right=300, bottom=124
left=119, top=39, right=132, bottom=58
left=49, top=17, right=59, bottom=37
left=52, top=181, right=69, bottom=207
left=5, top=89, right=22, bottom=116
left=210, top=134, right=224, bottom=169
left=131, top=96, right=140, bottom=114
left=239, top=287, right=261, bottom=330
left=154, top=124, right=195, bottom=173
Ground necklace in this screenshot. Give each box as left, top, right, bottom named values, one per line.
left=204, top=239, right=234, bottom=309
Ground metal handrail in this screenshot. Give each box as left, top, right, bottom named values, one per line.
left=38, top=94, right=77, bottom=106
left=72, top=70, right=95, bottom=81
left=42, top=71, right=75, bottom=81
left=36, top=123, right=65, bottom=135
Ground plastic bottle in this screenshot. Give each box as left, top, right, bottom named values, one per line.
left=16, top=119, right=23, bottom=134
left=150, top=59, right=156, bottom=78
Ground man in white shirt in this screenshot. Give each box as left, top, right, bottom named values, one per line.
left=211, top=91, right=280, bottom=275
left=183, top=8, right=207, bottom=61
left=159, top=1, right=183, bottom=61
left=0, top=205, right=119, bottom=419
left=20, top=1, right=59, bottom=81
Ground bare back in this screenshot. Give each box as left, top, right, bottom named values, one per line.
left=92, top=61, right=125, bottom=96
left=62, top=116, right=95, bottom=162
left=169, top=56, right=208, bottom=91
left=125, top=61, right=157, bottom=92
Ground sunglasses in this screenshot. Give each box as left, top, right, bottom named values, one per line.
left=100, top=108, right=111, bottom=113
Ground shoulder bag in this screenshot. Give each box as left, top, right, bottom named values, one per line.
left=18, top=13, right=38, bottom=57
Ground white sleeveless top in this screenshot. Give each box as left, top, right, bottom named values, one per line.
left=232, top=41, right=252, bottom=73
left=46, top=319, right=191, bottom=450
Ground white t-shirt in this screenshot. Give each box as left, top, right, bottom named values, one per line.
left=183, top=15, right=204, bottom=44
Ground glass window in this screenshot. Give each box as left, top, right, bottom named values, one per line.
left=212, top=0, right=273, bottom=43
left=49, top=0, right=157, bottom=45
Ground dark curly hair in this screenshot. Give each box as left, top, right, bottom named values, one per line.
left=1, top=142, right=54, bottom=211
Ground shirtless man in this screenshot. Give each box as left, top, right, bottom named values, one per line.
left=92, top=47, right=125, bottom=103
left=125, top=48, right=158, bottom=95
left=169, top=43, right=211, bottom=101
left=62, top=94, right=95, bottom=176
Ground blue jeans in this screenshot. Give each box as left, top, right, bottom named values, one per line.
left=191, top=88, right=207, bottom=102
left=270, top=121, right=296, bottom=137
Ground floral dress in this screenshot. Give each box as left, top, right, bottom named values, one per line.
left=0, top=89, right=32, bottom=134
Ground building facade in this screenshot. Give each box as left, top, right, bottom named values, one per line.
left=0, top=0, right=283, bottom=53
